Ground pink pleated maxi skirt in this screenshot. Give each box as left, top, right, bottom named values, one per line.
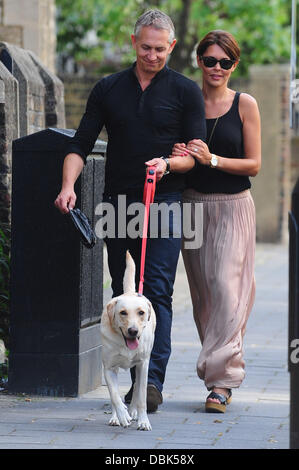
left=182, top=188, right=256, bottom=390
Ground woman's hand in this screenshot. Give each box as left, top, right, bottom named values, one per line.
left=171, top=143, right=189, bottom=157
left=145, top=157, right=167, bottom=181
left=172, top=140, right=212, bottom=166
left=186, top=139, right=212, bottom=166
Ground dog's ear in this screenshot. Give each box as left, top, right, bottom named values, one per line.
left=146, top=299, right=154, bottom=321
left=106, top=298, right=118, bottom=326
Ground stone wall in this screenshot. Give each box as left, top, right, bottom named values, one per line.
left=0, top=60, right=18, bottom=226
left=0, top=42, right=65, bottom=225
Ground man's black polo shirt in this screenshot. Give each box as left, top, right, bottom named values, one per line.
left=65, top=63, right=206, bottom=195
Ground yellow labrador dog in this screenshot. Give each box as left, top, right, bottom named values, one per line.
left=100, top=251, right=156, bottom=431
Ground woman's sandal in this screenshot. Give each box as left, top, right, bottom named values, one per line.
left=205, top=389, right=232, bottom=413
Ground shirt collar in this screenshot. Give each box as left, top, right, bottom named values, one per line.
left=130, top=61, right=169, bottom=83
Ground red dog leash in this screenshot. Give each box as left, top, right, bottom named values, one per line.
left=138, top=166, right=157, bottom=295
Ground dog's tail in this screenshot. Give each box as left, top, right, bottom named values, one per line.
left=123, top=251, right=136, bottom=293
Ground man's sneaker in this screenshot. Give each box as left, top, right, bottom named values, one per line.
left=146, top=384, right=163, bottom=413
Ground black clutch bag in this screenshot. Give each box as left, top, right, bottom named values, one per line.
left=69, top=208, right=96, bottom=249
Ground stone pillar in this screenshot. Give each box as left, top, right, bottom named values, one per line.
left=0, top=61, right=18, bottom=225
left=29, top=51, right=66, bottom=129
left=249, top=64, right=291, bottom=243
left=0, top=42, right=45, bottom=137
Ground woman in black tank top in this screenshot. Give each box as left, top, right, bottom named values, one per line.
left=172, top=31, right=261, bottom=413
left=187, top=91, right=252, bottom=193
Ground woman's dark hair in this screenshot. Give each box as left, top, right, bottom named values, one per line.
left=196, top=30, right=240, bottom=61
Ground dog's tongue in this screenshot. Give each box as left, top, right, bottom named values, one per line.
left=126, top=338, right=139, bottom=350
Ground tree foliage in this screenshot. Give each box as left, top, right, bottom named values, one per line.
left=56, top=0, right=291, bottom=76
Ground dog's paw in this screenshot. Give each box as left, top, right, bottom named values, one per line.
left=109, top=414, right=120, bottom=426
left=137, top=414, right=152, bottom=431
left=117, top=408, right=132, bottom=428
left=128, top=406, right=138, bottom=421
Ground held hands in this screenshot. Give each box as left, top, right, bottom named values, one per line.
left=172, top=139, right=212, bottom=166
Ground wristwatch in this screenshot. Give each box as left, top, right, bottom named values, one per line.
left=161, top=156, right=170, bottom=175
left=210, top=154, right=218, bottom=168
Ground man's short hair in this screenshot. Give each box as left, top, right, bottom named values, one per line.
left=134, top=9, right=175, bottom=43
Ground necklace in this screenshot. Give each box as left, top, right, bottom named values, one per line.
left=207, top=116, right=219, bottom=147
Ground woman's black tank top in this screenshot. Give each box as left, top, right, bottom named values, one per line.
left=186, top=91, right=251, bottom=194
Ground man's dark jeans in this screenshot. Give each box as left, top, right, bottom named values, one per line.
left=103, top=191, right=182, bottom=393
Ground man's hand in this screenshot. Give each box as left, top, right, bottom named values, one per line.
left=54, top=153, right=84, bottom=214
left=145, top=158, right=167, bottom=181
left=54, top=187, right=77, bottom=214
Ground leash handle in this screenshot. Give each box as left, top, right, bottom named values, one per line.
left=142, top=166, right=156, bottom=204
left=138, top=166, right=157, bottom=295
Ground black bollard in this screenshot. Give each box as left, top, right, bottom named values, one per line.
left=289, top=177, right=299, bottom=448
left=9, top=128, right=106, bottom=396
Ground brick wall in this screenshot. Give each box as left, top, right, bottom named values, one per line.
left=59, top=74, right=107, bottom=141
left=61, top=75, right=98, bottom=130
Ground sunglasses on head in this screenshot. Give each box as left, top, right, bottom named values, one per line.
left=200, top=56, right=236, bottom=70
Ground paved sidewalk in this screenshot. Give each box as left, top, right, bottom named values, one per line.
left=0, top=243, right=289, bottom=449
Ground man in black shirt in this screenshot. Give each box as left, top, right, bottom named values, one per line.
left=55, top=9, right=206, bottom=413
